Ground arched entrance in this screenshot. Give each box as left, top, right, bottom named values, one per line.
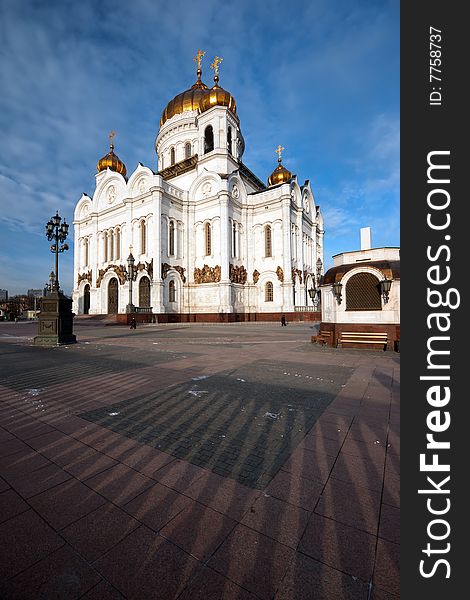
left=139, top=276, right=150, bottom=308
left=83, top=284, right=90, bottom=314
left=107, top=278, right=118, bottom=314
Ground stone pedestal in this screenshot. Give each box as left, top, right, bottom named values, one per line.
left=34, top=291, right=77, bottom=346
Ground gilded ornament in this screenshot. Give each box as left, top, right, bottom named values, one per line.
left=276, top=266, right=284, bottom=282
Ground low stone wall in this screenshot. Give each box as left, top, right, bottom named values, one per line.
left=112, top=311, right=321, bottom=325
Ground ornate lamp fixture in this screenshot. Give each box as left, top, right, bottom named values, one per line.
left=45, top=211, right=69, bottom=292
left=125, top=247, right=138, bottom=313
left=308, top=287, right=315, bottom=301
left=332, top=281, right=343, bottom=304
left=380, top=278, right=392, bottom=304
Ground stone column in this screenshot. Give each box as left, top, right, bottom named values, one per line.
left=218, top=191, right=232, bottom=312
left=151, top=185, right=164, bottom=313
left=281, top=193, right=293, bottom=311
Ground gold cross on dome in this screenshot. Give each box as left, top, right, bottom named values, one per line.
left=210, top=56, right=223, bottom=76
left=193, top=49, right=206, bottom=70
left=275, top=145, right=285, bottom=162
left=109, top=130, right=116, bottom=147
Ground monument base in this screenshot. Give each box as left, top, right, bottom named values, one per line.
left=34, top=291, right=77, bottom=346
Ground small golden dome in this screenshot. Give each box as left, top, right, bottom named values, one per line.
left=268, top=145, right=292, bottom=186
left=199, top=56, right=236, bottom=116
left=97, top=136, right=127, bottom=177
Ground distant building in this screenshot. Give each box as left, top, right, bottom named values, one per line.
left=0, top=289, right=8, bottom=301
left=27, top=289, right=43, bottom=298
left=318, top=228, right=400, bottom=349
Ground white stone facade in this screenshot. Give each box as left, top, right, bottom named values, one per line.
left=73, top=96, right=324, bottom=316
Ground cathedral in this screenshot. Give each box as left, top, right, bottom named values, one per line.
left=72, top=52, right=324, bottom=321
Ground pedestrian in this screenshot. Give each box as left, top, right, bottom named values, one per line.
left=130, top=317, right=137, bottom=329
left=281, top=315, right=287, bottom=326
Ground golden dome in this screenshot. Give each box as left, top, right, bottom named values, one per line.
left=97, top=137, right=127, bottom=177
left=199, top=56, right=236, bottom=115
left=160, top=70, right=209, bottom=127
left=268, top=145, right=292, bottom=186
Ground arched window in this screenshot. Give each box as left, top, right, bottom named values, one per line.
left=205, top=222, right=212, bottom=256
left=232, top=222, right=237, bottom=258
left=83, top=284, right=90, bottom=315
left=170, top=147, right=176, bottom=166
left=84, top=238, right=89, bottom=267
left=103, top=232, right=108, bottom=263
left=169, top=280, right=176, bottom=302
left=139, top=276, right=151, bottom=308
left=265, top=281, right=274, bottom=302
left=227, top=126, right=232, bottom=154
left=265, top=225, right=272, bottom=257
left=109, top=229, right=114, bottom=261
left=115, top=228, right=121, bottom=260
left=204, top=125, right=214, bottom=154
left=345, top=273, right=382, bottom=311
left=185, top=142, right=191, bottom=159
left=140, top=220, right=147, bottom=255
left=169, top=221, right=175, bottom=256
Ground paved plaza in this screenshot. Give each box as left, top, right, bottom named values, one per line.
left=0, top=320, right=399, bottom=599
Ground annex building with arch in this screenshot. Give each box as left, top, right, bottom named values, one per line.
left=72, top=54, right=324, bottom=321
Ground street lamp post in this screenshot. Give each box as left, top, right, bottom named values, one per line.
left=34, top=210, right=76, bottom=346
left=46, top=211, right=69, bottom=292
left=125, top=248, right=137, bottom=314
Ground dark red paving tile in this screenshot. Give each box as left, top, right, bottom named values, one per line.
left=370, top=586, right=400, bottom=599
left=264, top=469, right=324, bottom=511
left=160, top=501, right=236, bottom=561
left=9, top=420, right=57, bottom=441
left=0, top=510, right=65, bottom=580
left=0, top=477, right=9, bottom=493
left=341, top=436, right=386, bottom=462
left=348, top=422, right=388, bottom=445
left=179, top=565, right=258, bottom=599
left=374, top=538, right=400, bottom=596
left=0, top=438, right=31, bottom=458
left=80, top=580, right=126, bottom=599
left=84, top=463, right=154, bottom=506
left=63, top=450, right=118, bottom=481
left=315, top=478, right=381, bottom=535
left=93, top=525, right=199, bottom=599
left=208, top=524, right=295, bottom=600
left=274, top=552, right=369, bottom=600
left=330, top=452, right=385, bottom=492
left=153, top=459, right=207, bottom=492
left=124, top=482, right=191, bottom=532
left=185, top=470, right=260, bottom=521
left=0, top=544, right=101, bottom=599
left=0, top=489, right=30, bottom=524
left=299, top=513, right=376, bottom=581
left=0, top=449, right=52, bottom=477
left=309, top=421, right=349, bottom=443
left=117, top=444, right=175, bottom=477
left=298, top=432, right=344, bottom=457
left=61, top=502, right=140, bottom=561
left=26, top=429, right=69, bottom=451
left=7, top=462, right=73, bottom=498
left=29, top=477, right=107, bottom=530
left=281, top=447, right=336, bottom=483
left=241, top=494, right=310, bottom=549
left=0, top=428, right=15, bottom=442
left=379, top=503, right=400, bottom=544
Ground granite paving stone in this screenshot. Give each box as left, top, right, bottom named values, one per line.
left=264, top=469, right=324, bottom=511
left=123, top=482, right=192, bottom=532
left=159, top=501, right=237, bottom=561
left=28, top=477, right=108, bottom=530
left=93, top=525, right=200, bottom=599
left=84, top=463, right=155, bottom=506
left=274, top=551, right=369, bottom=600
left=6, top=462, right=73, bottom=498
left=0, top=489, right=30, bottom=524
left=0, top=544, right=102, bottom=600
left=0, top=510, right=65, bottom=580
left=178, top=565, right=258, bottom=600
left=208, top=524, right=295, bottom=600
left=374, top=538, right=400, bottom=596
left=61, top=502, right=141, bottom=562
left=79, top=580, right=126, bottom=599
left=299, top=512, right=376, bottom=581
left=378, top=502, right=400, bottom=544
left=241, top=494, right=310, bottom=548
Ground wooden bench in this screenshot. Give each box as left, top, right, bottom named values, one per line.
left=337, top=331, right=388, bottom=351
left=311, top=330, right=332, bottom=345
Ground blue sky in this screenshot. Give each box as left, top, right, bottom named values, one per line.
left=0, top=0, right=399, bottom=296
